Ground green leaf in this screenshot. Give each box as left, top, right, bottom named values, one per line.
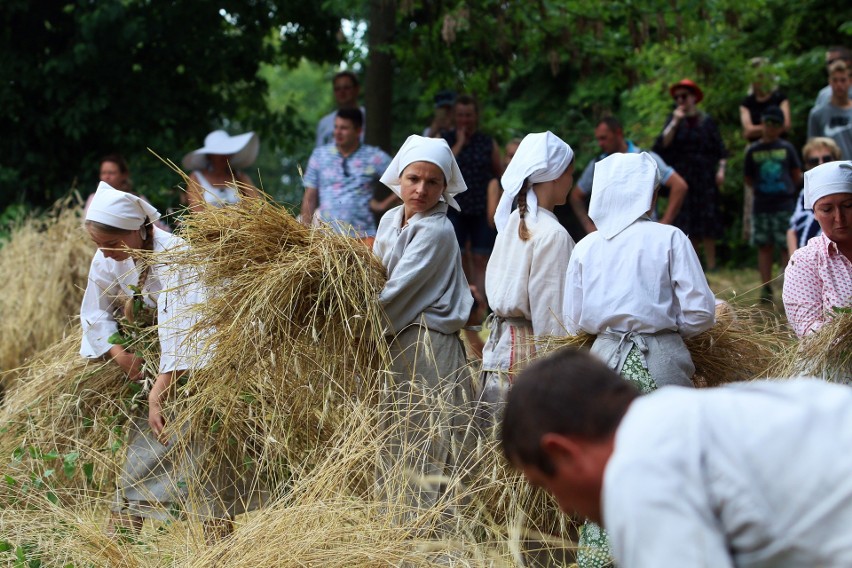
left=0, top=540, right=12, bottom=552
left=82, top=462, right=94, bottom=484
left=46, top=491, right=58, bottom=505
left=63, top=452, right=80, bottom=479
left=4, top=475, right=16, bottom=486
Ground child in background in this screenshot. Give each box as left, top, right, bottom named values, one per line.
left=744, top=105, right=803, bottom=302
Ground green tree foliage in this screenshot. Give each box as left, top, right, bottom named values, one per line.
left=0, top=0, right=342, bottom=212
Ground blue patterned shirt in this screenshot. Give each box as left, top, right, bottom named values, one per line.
left=304, top=143, right=391, bottom=237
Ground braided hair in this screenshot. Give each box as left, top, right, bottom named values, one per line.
left=517, top=178, right=532, bottom=241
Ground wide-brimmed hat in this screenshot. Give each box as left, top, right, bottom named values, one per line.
left=669, top=79, right=704, bottom=104
left=182, top=130, right=259, bottom=171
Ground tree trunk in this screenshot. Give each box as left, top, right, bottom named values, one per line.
left=364, top=0, right=396, bottom=153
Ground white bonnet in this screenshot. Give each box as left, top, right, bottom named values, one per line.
left=379, top=135, right=467, bottom=210
left=85, top=182, right=161, bottom=231
left=803, top=160, right=852, bottom=209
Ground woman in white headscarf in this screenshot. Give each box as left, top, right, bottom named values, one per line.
left=182, top=130, right=260, bottom=211
left=373, top=135, right=475, bottom=520
left=783, top=161, right=852, bottom=338
left=81, top=182, right=232, bottom=541
left=475, top=131, right=576, bottom=434
left=561, top=153, right=715, bottom=568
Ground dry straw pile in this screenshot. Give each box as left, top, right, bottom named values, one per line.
left=0, top=197, right=93, bottom=377
left=541, top=301, right=793, bottom=388
left=774, top=308, right=852, bottom=381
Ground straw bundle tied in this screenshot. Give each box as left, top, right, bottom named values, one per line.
left=539, top=302, right=793, bottom=387
left=774, top=308, right=852, bottom=381
left=149, top=190, right=392, bottom=487
left=0, top=197, right=94, bottom=377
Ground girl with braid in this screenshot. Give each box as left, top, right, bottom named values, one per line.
left=81, top=182, right=230, bottom=541
left=475, top=131, right=575, bottom=434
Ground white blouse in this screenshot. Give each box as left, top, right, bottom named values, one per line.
left=80, top=228, right=204, bottom=374
left=605, top=380, right=852, bottom=567
left=563, top=218, right=715, bottom=338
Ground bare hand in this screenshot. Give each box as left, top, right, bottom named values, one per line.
left=109, top=345, right=144, bottom=382
left=715, top=170, right=725, bottom=188
left=148, top=386, right=168, bottom=445
left=672, top=107, right=686, bottom=121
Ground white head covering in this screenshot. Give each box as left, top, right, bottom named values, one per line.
left=589, top=152, right=660, bottom=240
left=495, top=131, right=573, bottom=233
left=803, top=160, right=852, bottom=209
left=380, top=135, right=467, bottom=211
left=85, top=182, right=161, bottom=231
left=182, top=130, right=259, bottom=171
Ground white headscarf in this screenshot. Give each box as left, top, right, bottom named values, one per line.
left=589, top=152, right=660, bottom=240
left=85, top=182, right=161, bottom=231
left=803, top=160, right=852, bottom=209
left=495, top=131, right=573, bottom=233
left=380, top=135, right=467, bottom=211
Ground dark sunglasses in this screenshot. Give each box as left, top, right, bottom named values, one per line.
left=673, top=92, right=691, bottom=102
left=806, top=155, right=834, bottom=167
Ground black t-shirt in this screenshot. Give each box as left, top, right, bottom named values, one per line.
left=744, top=138, right=801, bottom=214
left=741, top=91, right=788, bottom=142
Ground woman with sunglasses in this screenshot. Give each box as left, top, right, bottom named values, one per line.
left=783, top=160, right=852, bottom=340
left=787, top=138, right=842, bottom=257
left=653, top=79, right=728, bottom=272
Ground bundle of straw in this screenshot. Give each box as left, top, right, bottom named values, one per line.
left=189, top=401, right=576, bottom=568
left=773, top=308, right=852, bottom=381
left=539, top=303, right=792, bottom=387
left=0, top=331, right=134, bottom=500
left=0, top=197, right=94, bottom=377
left=151, top=193, right=392, bottom=487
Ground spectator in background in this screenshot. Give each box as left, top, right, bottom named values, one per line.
left=814, top=46, right=852, bottom=108
left=808, top=60, right=852, bottom=161
left=486, top=138, right=521, bottom=229
left=739, top=57, right=791, bottom=142
left=182, top=130, right=260, bottom=212
left=787, top=137, right=842, bottom=256
left=422, top=90, right=456, bottom=138
left=301, top=108, right=391, bottom=245
left=654, top=79, right=728, bottom=271
left=315, top=71, right=366, bottom=148
left=85, top=154, right=171, bottom=232
left=85, top=154, right=133, bottom=211
left=570, top=116, right=688, bottom=235
left=443, top=94, right=503, bottom=357
left=744, top=105, right=803, bottom=303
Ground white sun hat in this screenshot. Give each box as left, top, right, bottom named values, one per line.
left=182, top=130, right=260, bottom=171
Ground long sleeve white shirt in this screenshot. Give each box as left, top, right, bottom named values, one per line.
left=485, top=209, right=574, bottom=337
left=563, top=218, right=714, bottom=338
left=604, top=379, right=852, bottom=567
left=80, top=228, right=204, bottom=374
left=373, top=203, right=473, bottom=336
